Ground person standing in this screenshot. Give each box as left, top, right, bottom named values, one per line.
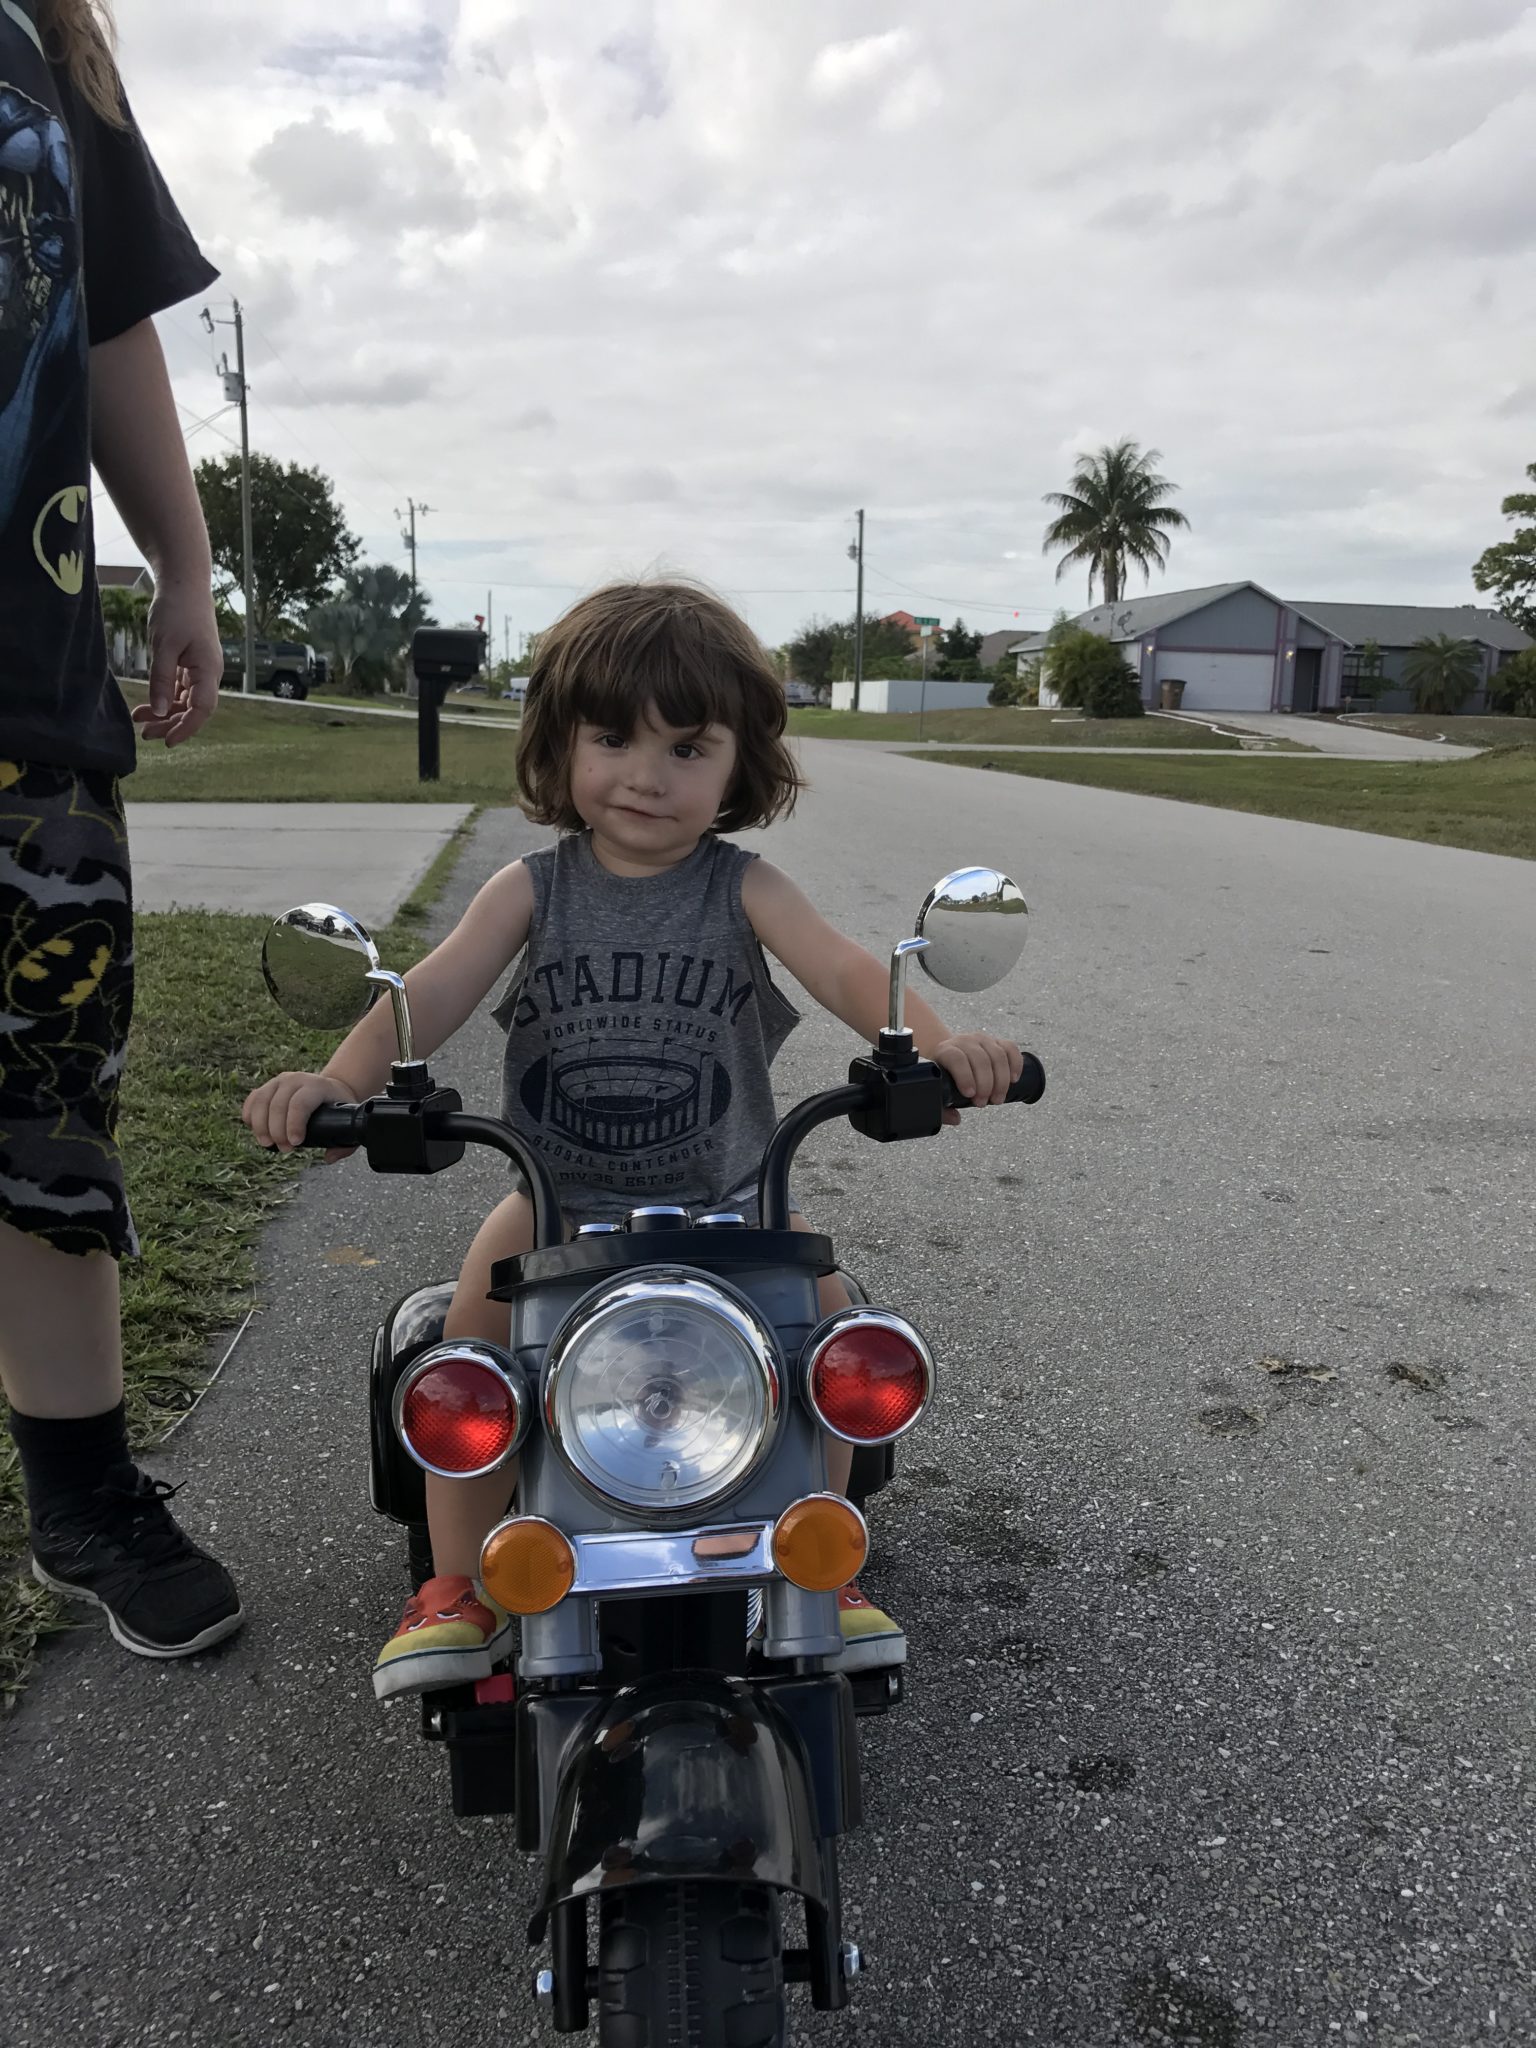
left=1, top=0, right=242, bottom=1655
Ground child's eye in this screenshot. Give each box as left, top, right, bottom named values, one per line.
left=671, top=743, right=702, bottom=760
left=596, top=732, right=626, bottom=749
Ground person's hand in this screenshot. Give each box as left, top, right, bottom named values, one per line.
left=242, top=1072, right=356, bottom=1161
left=130, top=575, right=222, bottom=747
left=932, top=1033, right=1024, bottom=1125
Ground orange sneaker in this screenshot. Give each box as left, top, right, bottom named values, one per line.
left=836, top=1583, right=906, bottom=1672
left=372, top=1574, right=512, bottom=1701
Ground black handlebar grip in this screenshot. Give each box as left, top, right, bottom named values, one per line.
left=306, top=1103, right=366, bottom=1148
left=941, top=1054, right=1046, bottom=1110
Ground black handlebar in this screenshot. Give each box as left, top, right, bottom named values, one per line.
left=303, top=1049, right=1045, bottom=1245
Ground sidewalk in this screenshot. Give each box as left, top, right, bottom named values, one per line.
left=1164, top=712, right=1482, bottom=761
left=126, top=802, right=473, bottom=925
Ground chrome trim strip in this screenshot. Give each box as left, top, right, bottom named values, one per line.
left=801, top=1309, right=936, bottom=1446
left=393, top=1340, right=529, bottom=1480
left=568, top=1521, right=777, bottom=1597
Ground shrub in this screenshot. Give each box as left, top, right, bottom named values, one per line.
left=1048, top=629, right=1144, bottom=718
left=1489, top=647, right=1536, bottom=718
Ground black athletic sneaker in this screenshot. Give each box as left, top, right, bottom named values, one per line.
left=31, top=1462, right=244, bottom=1659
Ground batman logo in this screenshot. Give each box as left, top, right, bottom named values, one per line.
left=6, top=914, right=115, bottom=1017
left=33, top=483, right=88, bottom=594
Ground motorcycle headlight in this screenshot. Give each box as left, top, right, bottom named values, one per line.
left=544, top=1273, right=781, bottom=1514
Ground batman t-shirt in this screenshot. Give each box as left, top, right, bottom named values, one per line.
left=0, top=2, right=217, bottom=777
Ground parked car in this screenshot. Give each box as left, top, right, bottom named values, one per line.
left=220, top=639, right=316, bottom=700
left=785, top=679, right=817, bottom=707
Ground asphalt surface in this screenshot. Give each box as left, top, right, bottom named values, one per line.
left=3, top=743, right=1533, bottom=2047
left=127, top=802, right=473, bottom=923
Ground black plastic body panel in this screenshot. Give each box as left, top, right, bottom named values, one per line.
left=369, top=1283, right=457, bottom=1525
left=488, top=1227, right=835, bottom=1300
left=525, top=1671, right=848, bottom=1939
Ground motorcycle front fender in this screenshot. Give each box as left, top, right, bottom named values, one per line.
left=527, top=1673, right=830, bottom=1941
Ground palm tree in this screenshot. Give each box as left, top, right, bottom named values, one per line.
left=1042, top=438, right=1190, bottom=606
left=1402, top=635, right=1484, bottom=715
left=306, top=563, right=433, bottom=694
left=98, top=584, right=153, bottom=676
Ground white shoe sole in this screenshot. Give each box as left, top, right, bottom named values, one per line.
left=834, top=1633, right=907, bottom=1673
left=372, top=1617, right=515, bottom=1702
left=31, top=1557, right=245, bottom=1660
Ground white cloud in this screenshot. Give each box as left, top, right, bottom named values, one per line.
left=109, top=0, right=1536, bottom=644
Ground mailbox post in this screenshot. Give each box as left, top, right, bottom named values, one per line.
left=409, top=627, right=486, bottom=783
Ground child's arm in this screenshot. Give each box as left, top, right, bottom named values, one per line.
left=243, top=862, right=534, bottom=1153
left=741, top=861, right=1023, bottom=1108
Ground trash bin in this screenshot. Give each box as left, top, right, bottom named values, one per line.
left=1159, top=679, right=1186, bottom=711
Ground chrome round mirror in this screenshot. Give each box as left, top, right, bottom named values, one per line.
left=261, top=903, right=381, bottom=1030
left=914, top=867, right=1027, bottom=993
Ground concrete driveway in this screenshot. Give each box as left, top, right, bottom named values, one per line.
left=5, top=745, right=1533, bottom=2045
left=126, top=802, right=473, bottom=925
left=1183, top=712, right=1482, bottom=761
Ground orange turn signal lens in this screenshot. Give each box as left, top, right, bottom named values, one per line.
left=479, top=1516, right=576, bottom=1615
left=772, top=1494, right=869, bottom=1593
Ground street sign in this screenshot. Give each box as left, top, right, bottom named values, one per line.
left=915, top=615, right=939, bottom=634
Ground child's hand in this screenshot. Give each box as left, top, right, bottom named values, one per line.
left=242, top=1071, right=356, bottom=1159
left=933, top=1033, right=1024, bottom=1124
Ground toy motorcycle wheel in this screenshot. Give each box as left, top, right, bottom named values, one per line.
left=597, top=1880, right=785, bottom=2046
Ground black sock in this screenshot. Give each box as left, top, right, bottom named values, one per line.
left=8, top=1400, right=132, bottom=1523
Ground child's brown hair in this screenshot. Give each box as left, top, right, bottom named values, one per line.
left=517, top=580, right=804, bottom=835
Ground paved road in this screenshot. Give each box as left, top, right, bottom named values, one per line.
left=127, top=802, right=474, bottom=924
left=4, top=744, right=1533, bottom=2046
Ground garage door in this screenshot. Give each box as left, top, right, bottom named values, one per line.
left=1154, top=651, right=1274, bottom=713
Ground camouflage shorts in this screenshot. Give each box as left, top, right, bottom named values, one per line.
left=0, top=759, right=138, bottom=1259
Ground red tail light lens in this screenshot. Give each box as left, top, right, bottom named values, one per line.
left=394, top=1343, right=527, bottom=1477
left=803, top=1312, right=934, bottom=1444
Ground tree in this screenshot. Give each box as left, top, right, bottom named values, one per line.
left=1047, top=628, right=1144, bottom=718
left=195, top=452, right=359, bottom=635
left=1488, top=647, right=1536, bottom=718
left=98, top=585, right=148, bottom=676
left=1471, top=461, right=1536, bottom=635
left=786, top=612, right=917, bottom=687
left=304, top=561, right=432, bottom=695
left=935, top=617, right=982, bottom=679
left=1402, top=635, right=1483, bottom=715
left=1042, top=438, right=1190, bottom=605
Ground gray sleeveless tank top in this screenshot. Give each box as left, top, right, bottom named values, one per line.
left=491, top=832, right=799, bottom=1223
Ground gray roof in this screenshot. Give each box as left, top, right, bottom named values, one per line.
left=1007, top=581, right=1256, bottom=655
left=1287, top=601, right=1533, bottom=652
left=977, top=629, right=1026, bottom=665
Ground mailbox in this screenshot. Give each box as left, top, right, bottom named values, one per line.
left=411, top=627, right=485, bottom=690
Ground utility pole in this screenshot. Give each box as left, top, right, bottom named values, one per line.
left=395, top=497, right=430, bottom=696
left=847, top=508, right=865, bottom=713
left=396, top=497, right=430, bottom=600
left=203, top=300, right=256, bottom=695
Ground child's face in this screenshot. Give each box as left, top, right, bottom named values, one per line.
left=570, top=703, right=739, bottom=864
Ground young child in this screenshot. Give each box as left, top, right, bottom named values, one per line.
left=243, top=580, right=1023, bottom=1699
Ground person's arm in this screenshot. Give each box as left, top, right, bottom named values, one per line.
left=243, top=863, right=536, bottom=1154
left=91, top=319, right=221, bottom=747
left=742, top=860, right=1022, bottom=1107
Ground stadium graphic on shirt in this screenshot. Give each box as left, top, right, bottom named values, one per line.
left=518, top=1044, right=733, bottom=1158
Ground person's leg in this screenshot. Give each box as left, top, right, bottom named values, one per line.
left=373, top=1192, right=534, bottom=1700
left=1, top=763, right=241, bottom=1659
left=787, top=1214, right=904, bottom=1671
left=0, top=1227, right=123, bottom=1417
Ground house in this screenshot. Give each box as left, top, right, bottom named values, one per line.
left=977, top=628, right=1025, bottom=668
left=96, top=563, right=154, bottom=593
left=1009, top=583, right=1533, bottom=714
left=96, top=563, right=155, bottom=676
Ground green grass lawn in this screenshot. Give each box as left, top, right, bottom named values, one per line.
left=1335, top=713, right=1536, bottom=748
left=786, top=706, right=1245, bottom=747
left=0, top=829, right=466, bottom=1706
left=124, top=687, right=521, bottom=803
left=910, top=745, right=1536, bottom=861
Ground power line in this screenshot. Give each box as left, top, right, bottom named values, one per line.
left=861, top=563, right=1055, bottom=617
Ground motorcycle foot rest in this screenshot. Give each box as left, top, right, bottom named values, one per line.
left=421, top=1679, right=520, bottom=1820
left=849, top=1665, right=904, bottom=1717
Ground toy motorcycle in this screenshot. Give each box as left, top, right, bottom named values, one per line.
left=261, top=866, right=1042, bottom=2043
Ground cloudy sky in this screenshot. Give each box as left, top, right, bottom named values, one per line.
left=106, top=0, right=1536, bottom=649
